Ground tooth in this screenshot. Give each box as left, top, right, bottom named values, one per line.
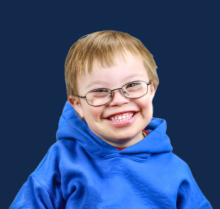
left=109, top=112, right=135, bottom=121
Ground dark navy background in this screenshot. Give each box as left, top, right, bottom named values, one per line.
left=1, top=1, right=219, bottom=208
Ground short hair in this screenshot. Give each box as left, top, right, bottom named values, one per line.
left=65, top=30, right=159, bottom=120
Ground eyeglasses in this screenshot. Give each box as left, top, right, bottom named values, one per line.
left=71, top=80, right=152, bottom=107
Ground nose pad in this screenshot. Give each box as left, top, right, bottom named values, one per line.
left=110, top=89, right=127, bottom=100
left=123, top=90, right=127, bottom=96
left=107, top=89, right=129, bottom=105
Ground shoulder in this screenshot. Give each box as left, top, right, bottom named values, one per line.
left=33, top=139, right=77, bottom=177
left=44, top=138, right=79, bottom=159
left=153, top=152, right=192, bottom=177
left=50, top=139, right=78, bottom=154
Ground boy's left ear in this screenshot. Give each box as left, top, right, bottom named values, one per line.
left=150, top=82, right=157, bottom=100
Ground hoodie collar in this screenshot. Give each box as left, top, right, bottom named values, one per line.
left=56, top=101, right=173, bottom=157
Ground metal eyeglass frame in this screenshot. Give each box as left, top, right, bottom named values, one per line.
left=71, top=80, right=152, bottom=107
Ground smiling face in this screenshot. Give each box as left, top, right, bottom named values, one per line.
left=68, top=51, right=157, bottom=148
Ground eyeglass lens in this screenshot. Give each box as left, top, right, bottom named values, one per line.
left=86, top=81, right=148, bottom=106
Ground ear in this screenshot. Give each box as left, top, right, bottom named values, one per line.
left=150, top=82, right=158, bottom=100
left=68, top=96, right=85, bottom=118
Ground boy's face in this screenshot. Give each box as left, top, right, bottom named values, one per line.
left=68, top=52, right=157, bottom=148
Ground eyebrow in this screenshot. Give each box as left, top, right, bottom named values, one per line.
left=86, top=73, right=144, bottom=89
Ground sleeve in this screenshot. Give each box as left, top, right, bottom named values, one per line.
left=176, top=164, right=213, bottom=209
left=9, top=174, right=58, bottom=209
left=9, top=145, right=66, bottom=209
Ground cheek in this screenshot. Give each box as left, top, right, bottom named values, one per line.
left=138, top=96, right=152, bottom=108
left=139, top=97, right=153, bottom=118
left=139, top=97, right=153, bottom=121
left=86, top=106, right=104, bottom=121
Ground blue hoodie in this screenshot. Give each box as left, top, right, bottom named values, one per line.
left=10, top=101, right=212, bottom=209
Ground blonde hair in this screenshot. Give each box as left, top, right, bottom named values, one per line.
left=65, top=30, right=159, bottom=120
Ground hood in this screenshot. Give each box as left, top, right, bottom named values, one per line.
left=56, top=101, right=173, bottom=157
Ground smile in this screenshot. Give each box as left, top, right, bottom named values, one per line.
left=108, top=112, right=135, bottom=121
left=104, top=112, right=139, bottom=128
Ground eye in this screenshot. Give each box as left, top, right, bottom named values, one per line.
left=126, top=82, right=140, bottom=88
left=92, top=89, right=108, bottom=93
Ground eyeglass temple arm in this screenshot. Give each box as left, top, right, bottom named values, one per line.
left=72, top=95, right=86, bottom=98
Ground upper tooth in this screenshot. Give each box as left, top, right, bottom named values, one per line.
left=110, top=113, right=133, bottom=119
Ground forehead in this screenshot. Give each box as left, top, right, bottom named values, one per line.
left=78, top=52, right=149, bottom=90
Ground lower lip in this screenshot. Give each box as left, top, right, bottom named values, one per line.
left=104, top=112, right=139, bottom=128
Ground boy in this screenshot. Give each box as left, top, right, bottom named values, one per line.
left=10, top=30, right=212, bottom=208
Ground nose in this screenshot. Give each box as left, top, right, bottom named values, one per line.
left=109, top=88, right=129, bottom=104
